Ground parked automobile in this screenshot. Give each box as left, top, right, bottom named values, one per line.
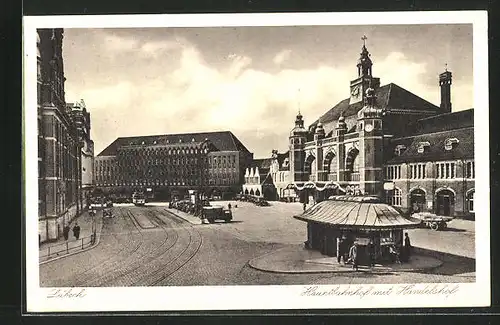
left=411, top=212, right=452, bottom=231
left=202, top=205, right=232, bottom=223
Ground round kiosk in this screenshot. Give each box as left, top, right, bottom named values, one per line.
left=294, top=195, right=422, bottom=265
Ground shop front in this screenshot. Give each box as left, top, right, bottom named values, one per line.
left=295, top=195, right=421, bottom=265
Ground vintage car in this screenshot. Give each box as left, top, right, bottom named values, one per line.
left=202, top=205, right=232, bottom=223
left=103, top=208, right=113, bottom=217
left=411, top=212, right=453, bottom=231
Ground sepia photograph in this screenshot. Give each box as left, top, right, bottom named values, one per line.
left=24, top=12, right=490, bottom=312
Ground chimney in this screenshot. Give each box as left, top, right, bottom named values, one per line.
left=439, top=69, right=452, bottom=113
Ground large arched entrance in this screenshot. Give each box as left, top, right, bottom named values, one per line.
left=345, top=148, right=360, bottom=181
left=436, top=189, right=455, bottom=216
left=323, top=150, right=337, bottom=181
left=304, top=154, right=316, bottom=181
left=409, top=188, right=426, bottom=213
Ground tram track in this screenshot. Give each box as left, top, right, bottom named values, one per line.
left=70, top=207, right=144, bottom=287
left=131, top=208, right=203, bottom=286
left=98, top=208, right=181, bottom=287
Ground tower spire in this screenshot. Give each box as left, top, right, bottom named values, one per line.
left=357, top=35, right=373, bottom=77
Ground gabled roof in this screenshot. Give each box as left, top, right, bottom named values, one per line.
left=387, top=126, right=474, bottom=164
left=249, top=158, right=273, bottom=170
left=310, top=83, right=440, bottom=127
left=410, top=109, right=474, bottom=135
left=97, top=131, right=251, bottom=157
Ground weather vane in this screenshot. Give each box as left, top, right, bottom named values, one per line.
left=361, top=35, right=368, bottom=46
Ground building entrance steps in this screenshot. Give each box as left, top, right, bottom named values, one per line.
left=39, top=210, right=104, bottom=264
left=248, top=244, right=443, bottom=274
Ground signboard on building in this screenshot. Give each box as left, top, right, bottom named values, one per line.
left=383, top=182, right=395, bottom=191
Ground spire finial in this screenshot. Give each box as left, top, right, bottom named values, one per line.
left=445, top=63, right=448, bottom=72
left=297, top=88, right=301, bottom=115
left=361, top=35, right=368, bottom=47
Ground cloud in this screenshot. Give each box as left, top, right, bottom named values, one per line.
left=273, top=49, right=292, bottom=65
left=66, top=38, right=469, bottom=158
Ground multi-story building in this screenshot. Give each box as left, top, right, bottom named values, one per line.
left=242, top=150, right=297, bottom=201
left=37, top=29, right=82, bottom=243
left=67, top=99, right=95, bottom=207
left=94, top=131, right=253, bottom=200
left=285, top=39, right=475, bottom=219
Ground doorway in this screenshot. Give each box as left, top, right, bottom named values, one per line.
left=410, top=188, right=426, bottom=213
left=436, top=189, right=454, bottom=216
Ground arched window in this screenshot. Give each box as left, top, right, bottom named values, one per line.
left=255, top=189, right=261, bottom=196
left=345, top=148, right=360, bottom=181
left=467, top=190, right=475, bottom=212
left=388, top=188, right=402, bottom=206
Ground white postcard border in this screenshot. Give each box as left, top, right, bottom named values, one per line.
left=24, top=11, right=490, bottom=312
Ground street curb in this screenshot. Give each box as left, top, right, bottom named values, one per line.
left=247, top=246, right=444, bottom=274
left=164, top=209, right=202, bottom=225
left=39, top=216, right=104, bottom=265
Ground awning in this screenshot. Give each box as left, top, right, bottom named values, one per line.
left=294, top=195, right=422, bottom=230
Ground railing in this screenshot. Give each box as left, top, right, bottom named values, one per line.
left=39, top=233, right=96, bottom=260
left=328, top=173, right=337, bottom=181
left=349, top=172, right=360, bottom=181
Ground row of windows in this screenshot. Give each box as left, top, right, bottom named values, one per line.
left=385, top=166, right=402, bottom=180
left=386, top=188, right=475, bottom=212
left=409, top=164, right=426, bottom=179
left=384, top=161, right=474, bottom=180
left=120, top=147, right=209, bottom=156
left=436, top=162, right=456, bottom=179
left=95, top=177, right=238, bottom=186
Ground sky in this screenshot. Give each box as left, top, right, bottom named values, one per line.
left=61, top=24, right=473, bottom=158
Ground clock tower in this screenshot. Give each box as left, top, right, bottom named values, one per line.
left=357, top=86, right=384, bottom=197
left=349, top=36, right=380, bottom=105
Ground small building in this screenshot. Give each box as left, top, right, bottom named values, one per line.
left=294, top=195, right=421, bottom=264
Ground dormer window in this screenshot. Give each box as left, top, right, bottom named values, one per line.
left=141, top=141, right=145, bottom=145
left=394, top=144, right=407, bottom=156
left=444, top=138, right=459, bottom=151
left=153, top=141, right=157, bottom=145
left=417, top=141, right=430, bottom=154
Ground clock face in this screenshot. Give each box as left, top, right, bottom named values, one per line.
left=364, top=124, right=374, bottom=132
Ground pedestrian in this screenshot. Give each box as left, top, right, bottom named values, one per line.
left=228, top=203, right=232, bottom=210
left=63, top=225, right=70, bottom=241
left=404, top=232, right=412, bottom=261
left=337, top=237, right=344, bottom=264
left=348, top=242, right=358, bottom=271
left=72, top=223, right=81, bottom=240
left=303, top=202, right=307, bottom=212
left=367, top=239, right=375, bottom=267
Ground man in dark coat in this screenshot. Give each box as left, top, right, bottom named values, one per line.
left=367, top=240, right=375, bottom=267
left=63, top=225, right=70, bottom=241
left=403, top=233, right=412, bottom=262
left=73, top=223, right=81, bottom=240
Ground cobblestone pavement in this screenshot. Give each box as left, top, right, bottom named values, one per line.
left=39, top=202, right=476, bottom=286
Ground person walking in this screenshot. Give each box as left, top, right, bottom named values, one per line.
left=72, top=223, right=81, bottom=240
left=367, top=239, right=375, bottom=267
left=228, top=203, right=232, bottom=210
left=63, top=225, right=70, bottom=241
left=303, top=202, right=307, bottom=212
left=348, top=242, right=359, bottom=271
left=337, top=237, right=344, bottom=264
left=404, top=233, right=412, bottom=261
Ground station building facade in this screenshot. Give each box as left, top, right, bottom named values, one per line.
left=258, top=40, right=474, bottom=219
left=37, top=29, right=84, bottom=243
left=94, top=131, right=253, bottom=200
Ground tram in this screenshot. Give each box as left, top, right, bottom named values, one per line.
left=132, top=191, right=146, bottom=206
